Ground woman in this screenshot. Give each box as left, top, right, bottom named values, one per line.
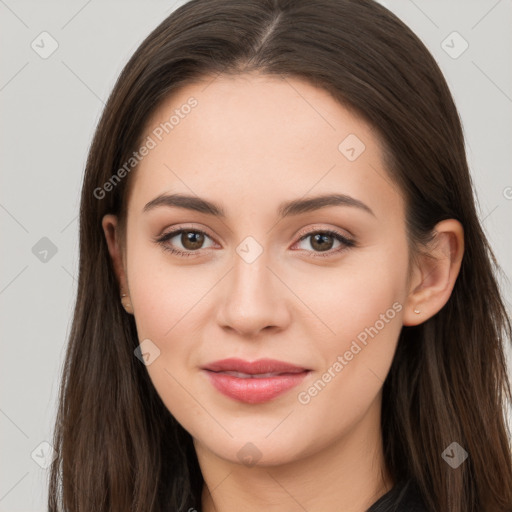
left=48, top=0, right=512, bottom=511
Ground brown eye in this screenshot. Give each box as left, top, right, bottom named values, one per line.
left=156, top=228, right=215, bottom=256
left=294, top=229, right=355, bottom=258
left=309, top=233, right=335, bottom=252
left=180, top=230, right=205, bottom=250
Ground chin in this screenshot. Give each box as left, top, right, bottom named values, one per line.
left=194, top=425, right=314, bottom=468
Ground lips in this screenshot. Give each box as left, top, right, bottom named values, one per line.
left=201, top=358, right=311, bottom=404
left=201, top=357, right=309, bottom=375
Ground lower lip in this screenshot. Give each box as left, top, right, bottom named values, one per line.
left=203, top=370, right=310, bottom=404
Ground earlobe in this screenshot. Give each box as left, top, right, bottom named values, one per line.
left=403, top=219, right=464, bottom=326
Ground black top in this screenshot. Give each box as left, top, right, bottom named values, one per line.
left=366, top=479, right=428, bottom=512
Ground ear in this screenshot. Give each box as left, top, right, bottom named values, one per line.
left=102, top=214, right=133, bottom=314
left=403, top=219, right=464, bottom=326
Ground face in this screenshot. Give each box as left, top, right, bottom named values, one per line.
left=107, top=73, right=413, bottom=467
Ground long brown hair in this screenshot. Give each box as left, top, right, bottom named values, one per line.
left=48, top=1, right=512, bottom=510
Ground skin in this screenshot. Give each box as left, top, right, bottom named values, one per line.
left=102, top=72, right=464, bottom=512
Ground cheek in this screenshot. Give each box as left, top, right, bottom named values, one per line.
left=287, top=236, right=409, bottom=344
left=125, top=240, right=216, bottom=420
left=126, top=236, right=209, bottom=340
left=125, top=244, right=208, bottom=435
left=290, top=240, right=408, bottom=413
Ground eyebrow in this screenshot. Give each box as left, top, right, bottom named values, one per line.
left=142, top=192, right=375, bottom=218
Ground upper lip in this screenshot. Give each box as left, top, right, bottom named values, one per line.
left=201, top=358, right=309, bottom=375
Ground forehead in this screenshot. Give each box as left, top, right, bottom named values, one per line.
left=126, top=72, right=403, bottom=221
left=141, top=72, right=375, bottom=158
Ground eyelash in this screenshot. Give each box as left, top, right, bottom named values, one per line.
left=154, top=226, right=356, bottom=259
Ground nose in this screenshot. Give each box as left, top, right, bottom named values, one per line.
left=215, top=251, right=291, bottom=338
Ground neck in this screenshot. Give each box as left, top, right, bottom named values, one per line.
left=196, top=396, right=393, bottom=512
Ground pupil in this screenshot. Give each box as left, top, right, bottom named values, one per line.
left=183, top=231, right=204, bottom=249
left=312, top=233, right=333, bottom=252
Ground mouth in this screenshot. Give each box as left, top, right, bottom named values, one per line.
left=201, top=357, right=310, bottom=375
left=200, top=358, right=311, bottom=404
left=207, top=370, right=306, bottom=379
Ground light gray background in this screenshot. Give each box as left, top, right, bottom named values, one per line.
left=1, top=1, right=511, bottom=510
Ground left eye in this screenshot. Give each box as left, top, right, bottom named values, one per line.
left=293, top=230, right=355, bottom=256
left=155, top=228, right=355, bottom=258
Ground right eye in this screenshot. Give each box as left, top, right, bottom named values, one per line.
left=155, top=228, right=216, bottom=257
